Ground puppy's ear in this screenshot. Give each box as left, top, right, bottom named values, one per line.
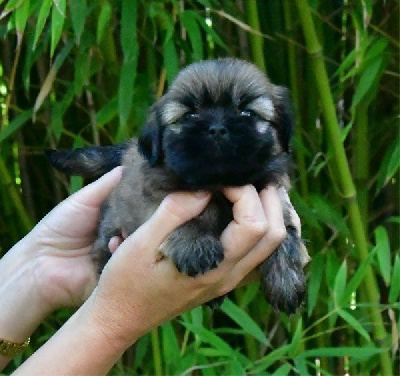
left=46, top=144, right=127, bottom=178
left=274, top=86, right=294, bottom=153
left=138, top=111, right=164, bottom=166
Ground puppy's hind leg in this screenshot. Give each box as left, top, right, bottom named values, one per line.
left=260, top=225, right=306, bottom=314
left=260, top=192, right=309, bottom=314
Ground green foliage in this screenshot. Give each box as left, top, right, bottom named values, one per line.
left=0, top=0, right=398, bottom=374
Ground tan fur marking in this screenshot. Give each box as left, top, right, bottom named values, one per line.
left=162, top=101, right=189, bottom=125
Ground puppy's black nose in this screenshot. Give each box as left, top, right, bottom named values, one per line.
left=209, top=124, right=228, bottom=138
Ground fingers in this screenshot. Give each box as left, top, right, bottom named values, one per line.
left=231, top=186, right=286, bottom=279
left=71, top=166, right=124, bottom=208
left=108, top=236, right=124, bottom=254
left=220, top=185, right=268, bottom=261
left=119, top=192, right=211, bottom=257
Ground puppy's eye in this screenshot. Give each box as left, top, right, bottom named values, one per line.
left=240, top=109, right=257, bottom=117
left=184, top=112, right=199, bottom=121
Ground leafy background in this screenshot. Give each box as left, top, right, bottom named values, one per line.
left=0, top=0, right=399, bottom=375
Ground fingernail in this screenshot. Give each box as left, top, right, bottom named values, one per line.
left=193, top=191, right=210, bottom=199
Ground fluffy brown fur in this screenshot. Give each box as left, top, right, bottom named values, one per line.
left=47, top=58, right=309, bottom=313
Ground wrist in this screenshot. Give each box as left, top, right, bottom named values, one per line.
left=0, top=236, right=54, bottom=342
left=80, top=292, right=142, bottom=353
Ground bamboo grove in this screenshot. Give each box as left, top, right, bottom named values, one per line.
left=0, top=0, right=399, bottom=375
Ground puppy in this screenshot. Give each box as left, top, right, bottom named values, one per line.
left=47, top=58, right=309, bottom=313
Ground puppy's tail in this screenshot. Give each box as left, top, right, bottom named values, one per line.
left=46, top=144, right=128, bottom=178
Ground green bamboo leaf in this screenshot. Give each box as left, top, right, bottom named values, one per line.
left=351, top=57, right=385, bottom=108
left=338, top=309, right=371, bottom=342
left=333, top=260, right=347, bottom=307
left=50, top=0, right=66, bottom=58
left=161, top=322, right=180, bottom=371
left=0, top=109, right=33, bottom=143
left=363, top=38, right=389, bottom=64
left=118, top=59, right=137, bottom=137
left=194, top=13, right=227, bottom=50
left=133, top=334, right=150, bottom=369
left=157, top=9, right=175, bottom=43
left=15, top=0, right=29, bottom=35
left=309, top=194, right=350, bottom=236
left=250, top=344, right=291, bottom=373
left=69, top=136, right=84, bottom=193
left=308, top=252, right=325, bottom=316
left=197, top=348, right=231, bottom=357
left=334, top=48, right=357, bottom=79
left=33, top=40, right=74, bottom=115
left=289, top=318, right=303, bottom=357
left=118, top=0, right=137, bottom=135
left=69, top=0, right=86, bottom=44
left=336, top=37, right=372, bottom=81
left=32, top=0, right=51, bottom=50
left=163, top=37, right=179, bottom=85
left=220, top=299, right=269, bottom=346
left=180, top=321, right=234, bottom=354
left=374, top=226, right=391, bottom=286
left=97, top=0, right=111, bottom=45
left=238, top=283, right=259, bottom=308
left=51, top=102, right=63, bottom=141
left=228, top=357, right=246, bottom=375
left=189, top=305, right=204, bottom=327
left=389, top=254, right=400, bottom=304
left=377, top=137, right=400, bottom=189
left=180, top=10, right=203, bottom=61
left=297, top=347, right=385, bottom=359
left=22, top=24, right=36, bottom=92
left=386, top=216, right=400, bottom=224
left=5, top=0, right=22, bottom=11
left=290, top=191, right=322, bottom=230
left=341, top=246, right=377, bottom=305
left=272, top=363, right=292, bottom=376
left=95, top=96, right=118, bottom=127
left=294, top=357, right=310, bottom=375
left=74, top=44, right=90, bottom=96
left=50, top=84, right=74, bottom=141
left=121, top=0, right=137, bottom=62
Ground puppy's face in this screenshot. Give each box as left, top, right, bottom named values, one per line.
left=139, top=59, right=293, bottom=188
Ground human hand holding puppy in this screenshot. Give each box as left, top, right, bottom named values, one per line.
left=7, top=168, right=292, bottom=375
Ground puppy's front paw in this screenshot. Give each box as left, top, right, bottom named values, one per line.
left=260, top=228, right=306, bottom=314
left=165, top=233, right=224, bottom=277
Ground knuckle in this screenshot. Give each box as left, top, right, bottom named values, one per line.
left=247, top=219, right=269, bottom=237
left=217, top=283, right=234, bottom=298
left=272, top=226, right=287, bottom=244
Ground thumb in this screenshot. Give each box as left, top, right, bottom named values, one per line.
left=70, top=166, right=124, bottom=208
left=121, top=191, right=211, bottom=255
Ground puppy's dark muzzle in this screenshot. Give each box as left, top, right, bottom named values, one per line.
left=209, top=124, right=228, bottom=138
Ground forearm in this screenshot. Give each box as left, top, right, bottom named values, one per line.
left=13, top=295, right=134, bottom=376
left=0, top=235, right=52, bottom=370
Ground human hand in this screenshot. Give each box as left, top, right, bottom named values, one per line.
left=0, top=168, right=122, bottom=365
left=2, top=167, right=123, bottom=316
left=82, top=185, right=287, bottom=351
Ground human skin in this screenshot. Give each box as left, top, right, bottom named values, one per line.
left=0, top=167, right=291, bottom=374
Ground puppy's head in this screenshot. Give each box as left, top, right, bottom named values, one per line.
left=139, top=58, right=293, bottom=187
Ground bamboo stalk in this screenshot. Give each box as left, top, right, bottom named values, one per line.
left=295, top=2, right=392, bottom=375
left=244, top=0, right=266, bottom=72
left=283, top=0, right=308, bottom=198
left=151, top=328, right=163, bottom=376
left=354, top=103, right=369, bottom=231
left=0, top=155, right=33, bottom=233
